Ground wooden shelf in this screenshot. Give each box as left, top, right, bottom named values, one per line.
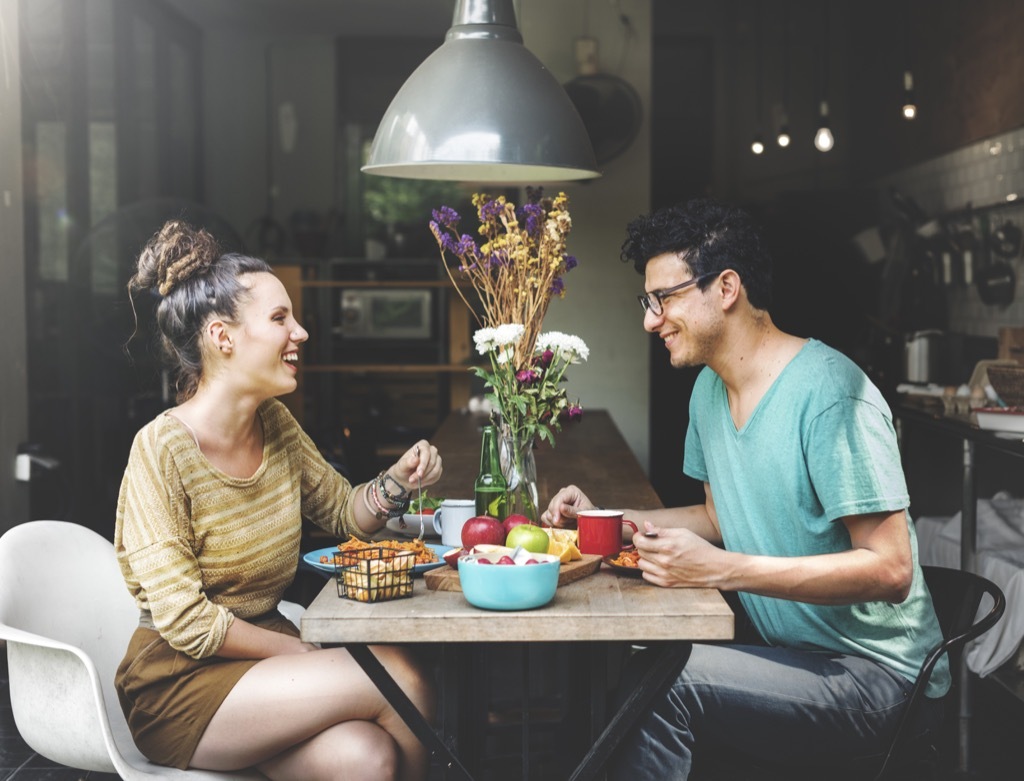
left=276, top=264, right=476, bottom=470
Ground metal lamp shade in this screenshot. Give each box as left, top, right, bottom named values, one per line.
left=362, top=0, right=600, bottom=183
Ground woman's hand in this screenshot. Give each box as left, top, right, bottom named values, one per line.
left=540, top=484, right=594, bottom=527
left=387, top=440, right=442, bottom=494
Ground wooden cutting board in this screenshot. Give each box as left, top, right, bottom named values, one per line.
left=423, top=554, right=602, bottom=592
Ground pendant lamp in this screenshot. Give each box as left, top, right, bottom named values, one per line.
left=362, top=0, right=600, bottom=183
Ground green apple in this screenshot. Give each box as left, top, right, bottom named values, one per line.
left=504, top=523, right=551, bottom=555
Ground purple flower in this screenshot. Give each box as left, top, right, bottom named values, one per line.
left=455, top=234, right=477, bottom=255
left=533, top=349, right=554, bottom=369
left=549, top=277, right=565, bottom=296
left=485, top=250, right=508, bottom=268
left=516, top=369, right=539, bottom=385
left=431, top=206, right=459, bottom=228
left=479, top=198, right=504, bottom=222
left=518, top=202, right=544, bottom=236
left=567, top=404, right=583, bottom=422
left=564, top=254, right=578, bottom=271
left=439, top=233, right=461, bottom=253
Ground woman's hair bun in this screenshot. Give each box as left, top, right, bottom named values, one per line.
left=135, top=220, right=222, bottom=296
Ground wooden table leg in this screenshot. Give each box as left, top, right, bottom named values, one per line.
left=347, top=644, right=475, bottom=780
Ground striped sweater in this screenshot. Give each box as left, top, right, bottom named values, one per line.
left=114, top=398, right=368, bottom=659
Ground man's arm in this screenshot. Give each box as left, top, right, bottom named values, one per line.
left=634, top=487, right=913, bottom=605
left=541, top=483, right=722, bottom=543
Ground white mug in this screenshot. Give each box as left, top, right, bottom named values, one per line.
left=433, top=499, right=476, bottom=548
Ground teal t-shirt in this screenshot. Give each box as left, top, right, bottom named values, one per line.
left=684, top=339, right=949, bottom=697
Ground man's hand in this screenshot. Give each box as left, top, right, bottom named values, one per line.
left=540, top=484, right=594, bottom=527
left=633, top=521, right=725, bottom=588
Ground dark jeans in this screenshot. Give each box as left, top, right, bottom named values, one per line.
left=608, top=642, right=942, bottom=781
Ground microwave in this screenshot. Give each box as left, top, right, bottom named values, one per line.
left=337, top=289, right=434, bottom=340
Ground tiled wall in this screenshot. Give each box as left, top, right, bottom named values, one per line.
left=879, top=125, right=1024, bottom=340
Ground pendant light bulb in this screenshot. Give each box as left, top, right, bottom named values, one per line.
left=814, top=101, right=833, bottom=152
left=751, top=135, right=765, bottom=155
left=777, top=125, right=791, bottom=148
left=814, top=126, right=834, bottom=152
left=902, top=70, right=917, bottom=120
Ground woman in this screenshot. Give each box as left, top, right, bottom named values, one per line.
left=114, top=220, right=441, bottom=780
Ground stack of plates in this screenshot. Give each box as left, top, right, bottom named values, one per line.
left=974, top=407, right=1024, bottom=433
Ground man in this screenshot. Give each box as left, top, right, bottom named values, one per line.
left=542, top=198, right=947, bottom=778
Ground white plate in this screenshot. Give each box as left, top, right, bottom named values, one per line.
left=975, top=408, right=1024, bottom=433
left=386, top=514, right=441, bottom=539
left=302, top=544, right=452, bottom=575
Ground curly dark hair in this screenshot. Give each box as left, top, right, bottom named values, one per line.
left=620, top=198, right=773, bottom=310
left=127, top=220, right=272, bottom=402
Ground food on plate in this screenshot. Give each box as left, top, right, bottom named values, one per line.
left=542, top=527, right=582, bottom=561
left=320, top=537, right=438, bottom=566
left=461, top=515, right=506, bottom=549
left=409, top=490, right=444, bottom=514
left=339, top=554, right=414, bottom=602
left=443, top=547, right=469, bottom=569
left=609, top=549, right=640, bottom=568
left=546, top=540, right=574, bottom=563
left=504, top=523, right=551, bottom=554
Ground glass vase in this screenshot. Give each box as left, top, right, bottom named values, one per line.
left=499, top=428, right=539, bottom=523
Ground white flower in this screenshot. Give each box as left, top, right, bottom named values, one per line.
left=537, top=331, right=590, bottom=363
left=473, top=324, right=524, bottom=355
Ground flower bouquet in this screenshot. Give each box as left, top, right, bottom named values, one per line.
left=430, top=190, right=588, bottom=520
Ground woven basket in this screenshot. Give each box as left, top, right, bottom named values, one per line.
left=987, top=365, right=1024, bottom=407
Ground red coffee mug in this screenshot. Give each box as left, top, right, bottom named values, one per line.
left=577, top=510, right=639, bottom=557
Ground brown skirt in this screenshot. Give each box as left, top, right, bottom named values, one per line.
left=114, top=612, right=300, bottom=769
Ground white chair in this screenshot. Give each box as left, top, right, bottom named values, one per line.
left=0, top=520, right=303, bottom=780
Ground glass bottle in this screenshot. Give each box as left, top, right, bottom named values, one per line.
left=474, top=424, right=508, bottom=519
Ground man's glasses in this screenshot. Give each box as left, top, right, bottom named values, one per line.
left=637, top=273, right=714, bottom=315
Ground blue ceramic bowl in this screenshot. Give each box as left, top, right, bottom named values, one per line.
left=458, top=552, right=560, bottom=611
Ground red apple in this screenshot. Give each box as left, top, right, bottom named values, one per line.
left=461, top=515, right=506, bottom=550
left=502, top=513, right=536, bottom=536
left=443, top=547, right=466, bottom=569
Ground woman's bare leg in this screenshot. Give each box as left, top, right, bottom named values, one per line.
left=190, top=645, right=434, bottom=781
left=259, top=721, right=398, bottom=781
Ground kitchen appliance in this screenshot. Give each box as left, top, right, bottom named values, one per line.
left=337, top=288, right=434, bottom=340
left=904, top=329, right=945, bottom=383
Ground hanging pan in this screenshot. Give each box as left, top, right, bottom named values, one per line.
left=977, top=217, right=1017, bottom=306
left=991, top=220, right=1022, bottom=258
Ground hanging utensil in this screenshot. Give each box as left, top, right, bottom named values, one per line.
left=991, top=220, right=1022, bottom=258
left=978, top=214, right=1017, bottom=307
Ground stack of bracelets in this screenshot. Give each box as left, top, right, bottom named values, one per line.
left=364, top=471, right=411, bottom=521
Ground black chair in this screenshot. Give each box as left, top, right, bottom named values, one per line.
left=699, top=565, right=1006, bottom=781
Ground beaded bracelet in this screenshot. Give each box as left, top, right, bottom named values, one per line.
left=370, top=477, right=408, bottom=520
left=376, top=472, right=410, bottom=510
left=377, top=471, right=410, bottom=504
left=362, top=482, right=383, bottom=520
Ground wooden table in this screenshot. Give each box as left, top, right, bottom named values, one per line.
left=302, top=567, right=732, bottom=780
left=301, top=410, right=733, bottom=780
